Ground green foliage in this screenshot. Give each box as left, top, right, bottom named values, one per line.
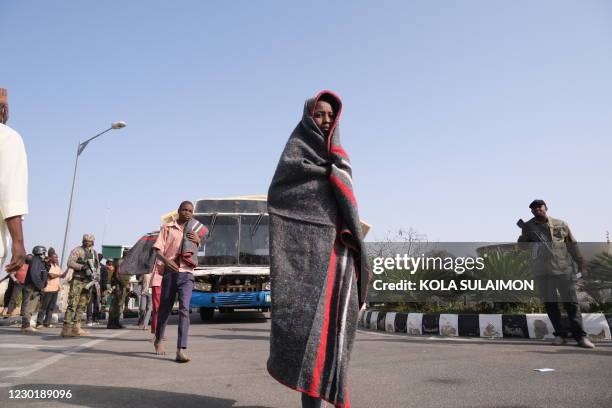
left=582, top=252, right=612, bottom=311
left=465, top=248, right=538, bottom=304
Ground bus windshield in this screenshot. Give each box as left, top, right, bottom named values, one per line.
left=239, top=215, right=269, bottom=265
left=194, top=214, right=269, bottom=266
left=195, top=215, right=239, bottom=266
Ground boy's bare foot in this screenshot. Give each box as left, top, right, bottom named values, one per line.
left=176, top=348, right=190, bottom=363
left=154, top=338, right=166, bottom=355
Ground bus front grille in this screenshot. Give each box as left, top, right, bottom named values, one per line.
left=215, top=292, right=259, bottom=306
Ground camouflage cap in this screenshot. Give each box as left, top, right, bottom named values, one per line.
left=82, top=233, right=95, bottom=242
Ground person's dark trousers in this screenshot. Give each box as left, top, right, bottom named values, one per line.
left=155, top=271, right=194, bottom=349
left=3, top=278, right=15, bottom=307
left=86, top=289, right=100, bottom=323
left=36, top=291, right=59, bottom=326
left=138, top=292, right=152, bottom=328
left=20, top=283, right=41, bottom=328
left=107, top=287, right=127, bottom=328
left=7, top=282, right=24, bottom=314
left=536, top=275, right=587, bottom=340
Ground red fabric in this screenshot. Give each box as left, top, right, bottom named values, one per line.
left=196, top=226, right=208, bottom=238
left=150, top=286, right=161, bottom=335
left=309, top=240, right=338, bottom=395
left=330, top=175, right=357, bottom=206
left=14, top=263, right=28, bottom=284
left=331, top=145, right=349, bottom=159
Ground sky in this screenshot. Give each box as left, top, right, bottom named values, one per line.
left=1, top=0, right=611, bottom=268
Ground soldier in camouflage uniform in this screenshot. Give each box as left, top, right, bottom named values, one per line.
left=61, top=233, right=100, bottom=337
left=107, top=251, right=131, bottom=329
left=518, top=199, right=595, bottom=349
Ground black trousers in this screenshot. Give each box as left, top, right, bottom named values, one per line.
left=536, top=275, right=586, bottom=339
left=36, top=291, right=59, bottom=326
left=4, top=278, right=15, bottom=306
left=86, top=289, right=100, bottom=322
left=20, top=283, right=41, bottom=328
left=155, top=272, right=194, bottom=349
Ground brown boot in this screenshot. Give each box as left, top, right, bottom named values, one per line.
left=72, top=324, right=90, bottom=336
left=60, top=323, right=74, bottom=337
left=21, top=326, right=38, bottom=334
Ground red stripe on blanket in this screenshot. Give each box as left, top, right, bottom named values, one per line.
left=309, top=240, right=338, bottom=395
left=197, top=226, right=209, bottom=238
left=345, top=386, right=351, bottom=408
left=330, top=175, right=357, bottom=206
left=331, top=145, right=349, bottom=159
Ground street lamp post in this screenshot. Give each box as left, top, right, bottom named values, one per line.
left=60, top=121, right=126, bottom=268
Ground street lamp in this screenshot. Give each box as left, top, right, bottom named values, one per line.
left=60, top=121, right=127, bottom=267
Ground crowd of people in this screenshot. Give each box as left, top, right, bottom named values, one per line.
left=0, top=213, right=202, bottom=363
left=0, top=236, right=150, bottom=336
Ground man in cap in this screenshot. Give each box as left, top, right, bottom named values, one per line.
left=0, top=88, right=28, bottom=276
left=20, top=245, right=48, bottom=333
left=518, top=199, right=595, bottom=348
left=61, top=234, right=100, bottom=337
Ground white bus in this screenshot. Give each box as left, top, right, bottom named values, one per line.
left=185, top=196, right=271, bottom=321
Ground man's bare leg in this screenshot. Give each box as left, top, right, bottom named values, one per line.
left=154, top=338, right=165, bottom=355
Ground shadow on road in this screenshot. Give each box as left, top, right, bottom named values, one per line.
left=526, top=348, right=612, bottom=357
left=217, top=328, right=270, bottom=333
left=356, top=331, right=612, bottom=349
left=190, top=334, right=269, bottom=341
left=4, top=384, right=272, bottom=408
left=196, top=317, right=269, bottom=325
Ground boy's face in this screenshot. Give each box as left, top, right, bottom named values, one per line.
left=178, top=203, right=193, bottom=223
left=312, top=100, right=335, bottom=136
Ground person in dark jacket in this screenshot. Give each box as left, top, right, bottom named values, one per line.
left=36, top=248, right=64, bottom=328
left=21, top=245, right=48, bottom=333
left=518, top=199, right=595, bottom=349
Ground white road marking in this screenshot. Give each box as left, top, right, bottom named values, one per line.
left=5, top=332, right=125, bottom=379
left=0, top=367, right=26, bottom=372
left=0, top=344, right=67, bottom=349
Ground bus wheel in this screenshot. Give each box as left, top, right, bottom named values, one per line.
left=261, top=307, right=270, bottom=313
left=199, top=307, right=214, bottom=322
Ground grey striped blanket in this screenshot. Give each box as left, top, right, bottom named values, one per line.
left=267, top=91, right=370, bottom=408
